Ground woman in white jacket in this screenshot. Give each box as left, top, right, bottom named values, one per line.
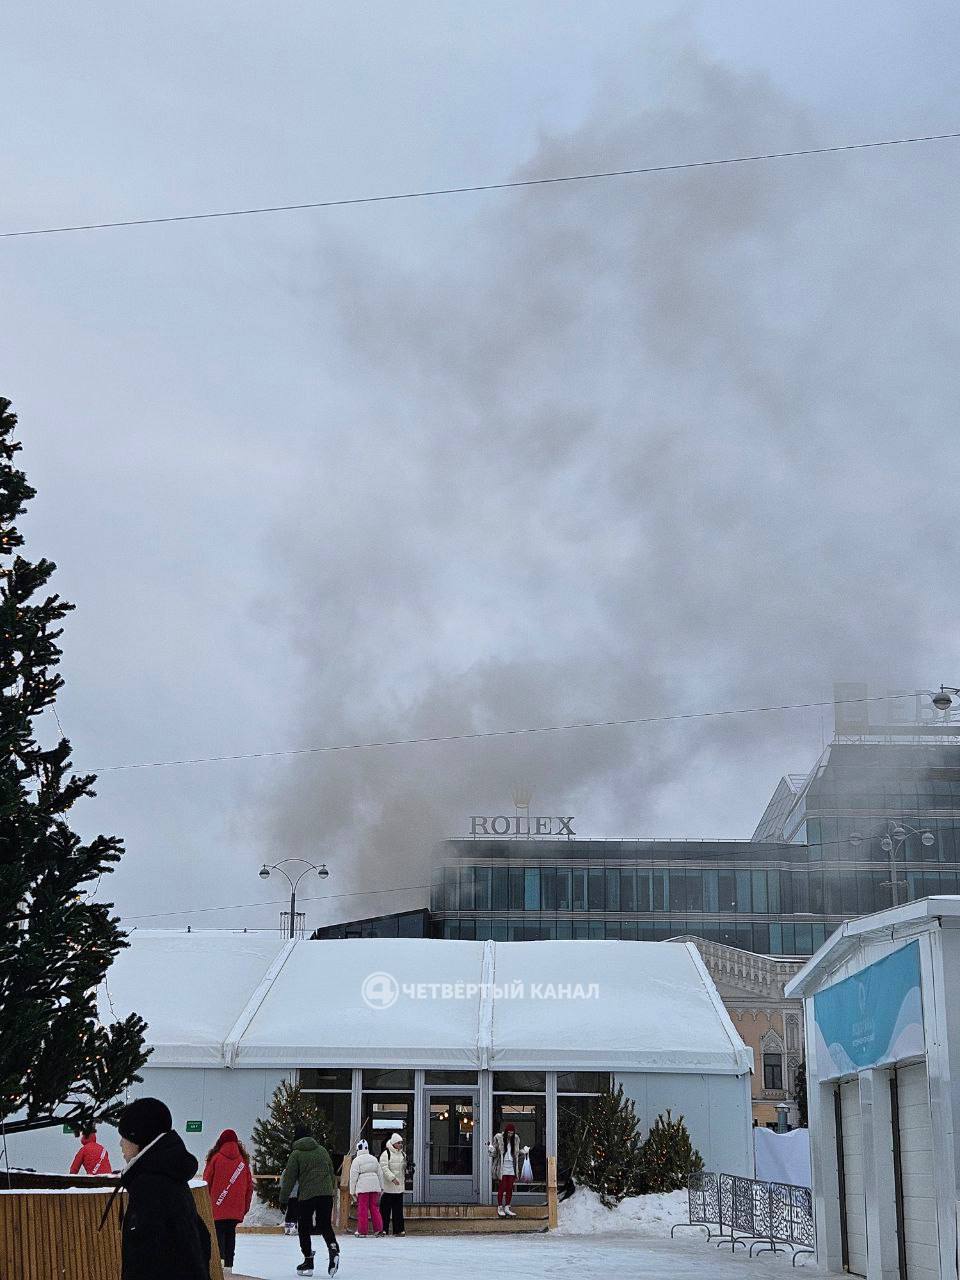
left=379, top=1133, right=406, bottom=1236
left=349, top=1139, right=384, bottom=1237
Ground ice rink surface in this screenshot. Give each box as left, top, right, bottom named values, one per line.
left=232, top=1230, right=820, bottom=1279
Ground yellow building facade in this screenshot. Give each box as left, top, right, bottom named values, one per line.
left=674, top=937, right=806, bottom=1128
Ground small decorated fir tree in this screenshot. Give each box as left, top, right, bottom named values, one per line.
left=576, top=1083, right=646, bottom=1207
left=251, top=1081, right=334, bottom=1209
left=638, top=1109, right=704, bottom=1192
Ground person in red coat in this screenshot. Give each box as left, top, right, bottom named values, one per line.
left=203, top=1129, right=254, bottom=1274
left=69, top=1130, right=112, bottom=1176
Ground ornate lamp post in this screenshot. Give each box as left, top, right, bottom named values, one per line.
left=931, top=686, right=960, bottom=712
left=259, top=859, right=330, bottom=938
left=848, top=822, right=935, bottom=907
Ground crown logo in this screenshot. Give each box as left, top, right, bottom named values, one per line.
left=511, top=785, right=533, bottom=810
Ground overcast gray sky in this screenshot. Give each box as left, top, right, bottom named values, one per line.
left=3, top=2, right=960, bottom=933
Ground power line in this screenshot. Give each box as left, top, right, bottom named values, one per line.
left=116, top=824, right=954, bottom=925
left=120, top=881, right=428, bottom=923
left=3, top=131, right=958, bottom=241
left=90, top=691, right=922, bottom=775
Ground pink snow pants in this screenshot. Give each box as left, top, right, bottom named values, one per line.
left=356, top=1190, right=383, bottom=1235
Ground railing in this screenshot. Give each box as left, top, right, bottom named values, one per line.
left=671, top=1170, right=814, bottom=1266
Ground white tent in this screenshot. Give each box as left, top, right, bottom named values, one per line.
left=97, top=929, right=290, bottom=1066
left=12, top=931, right=754, bottom=1184
left=100, top=933, right=750, bottom=1075
left=488, top=940, right=749, bottom=1073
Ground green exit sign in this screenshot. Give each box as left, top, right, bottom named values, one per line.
left=185, top=1121, right=203, bottom=1133
left=62, top=1125, right=74, bottom=1135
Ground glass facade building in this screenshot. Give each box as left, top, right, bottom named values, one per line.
left=429, top=743, right=960, bottom=956
left=312, top=739, right=960, bottom=958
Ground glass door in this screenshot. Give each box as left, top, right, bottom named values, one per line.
left=425, top=1091, right=478, bottom=1202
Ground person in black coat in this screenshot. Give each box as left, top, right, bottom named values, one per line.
left=113, top=1097, right=211, bottom=1280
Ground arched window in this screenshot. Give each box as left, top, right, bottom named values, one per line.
left=785, top=1013, right=801, bottom=1052
left=761, top=1032, right=785, bottom=1091
left=787, top=1056, right=801, bottom=1095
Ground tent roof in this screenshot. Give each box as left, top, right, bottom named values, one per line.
left=487, top=940, right=748, bottom=1072
left=102, top=933, right=751, bottom=1075
left=98, top=930, right=291, bottom=1066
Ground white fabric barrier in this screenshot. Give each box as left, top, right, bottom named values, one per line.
left=753, top=1126, right=811, bottom=1187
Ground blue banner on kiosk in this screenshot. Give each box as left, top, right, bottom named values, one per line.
left=813, top=939, right=924, bottom=1078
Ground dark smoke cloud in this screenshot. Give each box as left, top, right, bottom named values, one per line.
left=256, top=45, right=960, bottom=926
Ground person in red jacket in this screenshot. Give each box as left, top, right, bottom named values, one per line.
left=69, top=1130, right=112, bottom=1176
left=203, top=1129, right=254, bottom=1274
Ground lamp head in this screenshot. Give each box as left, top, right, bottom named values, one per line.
left=848, top=832, right=864, bottom=848
left=317, top=864, right=330, bottom=880
left=258, top=865, right=271, bottom=880
left=891, top=825, right=906, bottom=840
left=932, top=690, right=954, bottom=712
left=880, top=835, right=893, bottom=853
left=921, top=831, right=936, bottom=847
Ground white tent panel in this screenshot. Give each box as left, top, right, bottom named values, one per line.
left=98, top=930, right=289, bottom=1066
left=236, top=940, right=487, bottom=1068
left=489, top=940, right=751, bottom=1072
left=103, top=934, right=751, bottom=1077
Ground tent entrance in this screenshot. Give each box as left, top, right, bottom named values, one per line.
left=424, top=1090, right=479, bottom=1202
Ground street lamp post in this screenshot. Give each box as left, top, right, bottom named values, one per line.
left=258, top=858, right=330, bottom=938
left=931, top=686, right=960, bottom=713
left=849, top=822, right=935, bottom=907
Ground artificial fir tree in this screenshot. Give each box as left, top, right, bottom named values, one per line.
left=252, top=1081, right=335, bottom=1209
left=637, top=1109, right=704, bottom=1192
left=576, top=1083, right=646, bottom=1207
left=0, top=396, right=148, bottom=1134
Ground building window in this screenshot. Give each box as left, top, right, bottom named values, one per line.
left=556, top=869, right=572, bottom=911
left=557, top=1073, right=610, bottom=1178
left=299, top=1069, right=353, bottom=1168
left=493, top=1073, right=547, bottom=1188
left=787, top=1057, right=801, bottom=1095
left=763, top=1054, right=784, bottom=1091
left=301, top=1069, right=352, bottom=1091
left=784, top=1014, right=800, bottom=1052
left=360, top=1074, right=414, bottom=1188
left=572, top=870, right=587, bottom=911
left=362, top=1069, right=413, bottom=1089
left=493, top=1072, right=545, bottom=1092
left=588, top=868, right=604, bottom=910
left=524, top=868, right=541, bottom=911
left=556, top=1072, right=609, bottom=1093
left=492, top=866, right=509, bottom=911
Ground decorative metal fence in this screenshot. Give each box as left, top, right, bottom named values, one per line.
left=671, top=1169, right=726, bottom=1241
left=672, top=1170, right=815, bottom=1265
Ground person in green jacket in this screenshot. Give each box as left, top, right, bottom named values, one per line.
left=280, top=1125, right=340, bottom=1276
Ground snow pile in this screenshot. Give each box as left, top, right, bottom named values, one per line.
left=557, top=1187, right=689, bottom=1235
left=245, top=1194, right=285, bottom=1228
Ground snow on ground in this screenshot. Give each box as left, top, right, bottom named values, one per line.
left=233, top=1232, right=819, bottom=1280
left=245, top=1195, right=284, bottom=1228
left=239, top=1187, right=690, bottom=1236
left=555, top=1186, right=688, bottom=1234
